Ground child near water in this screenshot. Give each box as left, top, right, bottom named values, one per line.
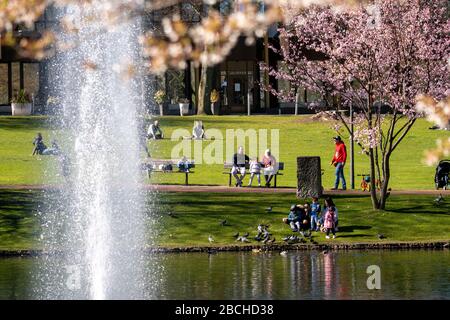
left=310, top=197, right=321, bottom=231
left=324, top=206, right=337, bottom=239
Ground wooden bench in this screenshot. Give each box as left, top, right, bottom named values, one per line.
left=223, top=162, right=284, bottom=187
left=142, top=159, right=195, bottom=186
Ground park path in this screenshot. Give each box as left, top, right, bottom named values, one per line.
left=0, top=183, right=449, bottom=195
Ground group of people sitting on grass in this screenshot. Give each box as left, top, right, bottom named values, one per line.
left=232, top=146, right=278, bottom=188
left=283, top=197, right=339, bottom=239
left=146, top=120, right=206, bottom=141
left=31, top=133, right=70, bottom=178
left=32, top=133, right=61, bottom=156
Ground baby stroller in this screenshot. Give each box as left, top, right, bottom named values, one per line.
left=435, top=160, right=450, bottom=190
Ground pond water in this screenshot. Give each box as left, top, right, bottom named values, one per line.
left=0, top=250, right=449, bottom=300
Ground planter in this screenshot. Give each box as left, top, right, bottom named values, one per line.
left=11, top=103, right=32, bottom=116
left=159, top=104, right=164, bottom=116
left=211, top=102, right=220, bottom=115
left=179, top=103, right=190, bottom=116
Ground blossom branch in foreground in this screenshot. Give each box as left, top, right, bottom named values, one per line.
left=416, top=95, right=450, bottom=165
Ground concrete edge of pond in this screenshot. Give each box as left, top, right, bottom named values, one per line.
left=1, top=241, right=449, bottom=257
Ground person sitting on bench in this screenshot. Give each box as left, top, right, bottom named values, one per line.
left=147, top=120, right=164, bottom=140
left=32, top=133, right=47, bottom=155
left=231, top=146, right=249, bottom=187
left=192, top=120, right=206, bottom=140
left=177, top=156, right=194, bottom=172
left=261, top=149, right=278, bottom=187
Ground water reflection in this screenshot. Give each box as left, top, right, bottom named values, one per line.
left=154, top=250, right=449, bottom=300
left=0, top=250, right=449, bottom=299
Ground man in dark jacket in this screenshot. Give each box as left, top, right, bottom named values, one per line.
left=231, top=146, right=249, bottom=187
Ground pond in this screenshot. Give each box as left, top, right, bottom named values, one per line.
left=0, top=250, right=449, bottom=300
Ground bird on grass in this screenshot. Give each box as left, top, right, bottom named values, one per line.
left=377, top=234, right=386, bottom=240
left=220, top=220, right=227, bottom=226
left=208, top=235, right=214, bottom=243
left=236, top=236, right=250, bottom=243
left=266, top=207, right=273, bottom=212
left=434, top=194, right=444, bottom=205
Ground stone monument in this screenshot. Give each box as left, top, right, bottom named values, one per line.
left=297, top=156, right=323, bottom=198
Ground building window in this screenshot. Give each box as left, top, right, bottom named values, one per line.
left=165, top=70, right=186, bottom=104
left=220, top=0, right=233, bottom=16
left=181, top=2, right=201, bottom=22
left=11, top=63, right=21, bottom=95
left=23, top=63, right=40, bottom=100
left=0, top=64, right=8, bottom=105
left=276, top=61, right=292, bottom=103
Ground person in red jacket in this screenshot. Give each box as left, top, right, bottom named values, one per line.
left=331, top=136, right=347, bottom=190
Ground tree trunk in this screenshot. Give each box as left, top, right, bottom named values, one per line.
left=369, top=148, right=380, bottom=209
left=197, top=65, right=207, bottom=115
left=379, top=152, right=391, bottom=210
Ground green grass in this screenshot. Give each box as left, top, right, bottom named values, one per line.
left=0, top=117, right=60, bottom=185
left=0, top=190, right=448, bottom=250
left=155, top=192, right=450, bottom=247
left=1, top=115, right=449, bottom=189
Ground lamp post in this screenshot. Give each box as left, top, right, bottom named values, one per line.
left=349, top=101, right=355, bottom=189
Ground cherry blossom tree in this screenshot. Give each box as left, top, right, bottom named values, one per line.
left=263, top=0, right=449, bottom=209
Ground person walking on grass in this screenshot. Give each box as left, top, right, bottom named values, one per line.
left=231, top=146, right=249, bottom=187
left=331, top=136, right=347, bottom=190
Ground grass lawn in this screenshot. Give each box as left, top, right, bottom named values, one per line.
left=0, top=190, right=448, bottom=250
left=1, top=115, right=449, bottom=189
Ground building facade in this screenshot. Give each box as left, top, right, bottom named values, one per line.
left=0, top=1, right=321, bottom=115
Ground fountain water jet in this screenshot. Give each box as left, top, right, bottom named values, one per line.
left=36, top=1, right=149, bottom=300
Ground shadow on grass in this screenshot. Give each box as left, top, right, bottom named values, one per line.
left=335, top=234, right=373, bottom=239
left=338, top=225, right=372, bottom=232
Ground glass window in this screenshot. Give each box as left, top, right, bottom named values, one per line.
left=181, top=2, right=201, bottom=22
left=11, top=63, right=20, bottom=96
left=24, top=63, right=40, bottom=99
left=220, top=0, right=233, bottom=16
left=0, top=64, right=8, bottom=104
left=276, top=61, right=291, bottom=102
left=165, top=70, right=185, bottom=104
left=306, top=89, right=322, bottom=103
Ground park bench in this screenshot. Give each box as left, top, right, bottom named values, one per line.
left=142, top=159, right=195, bottom=186
left=223, top=162, right=284, bottom=187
